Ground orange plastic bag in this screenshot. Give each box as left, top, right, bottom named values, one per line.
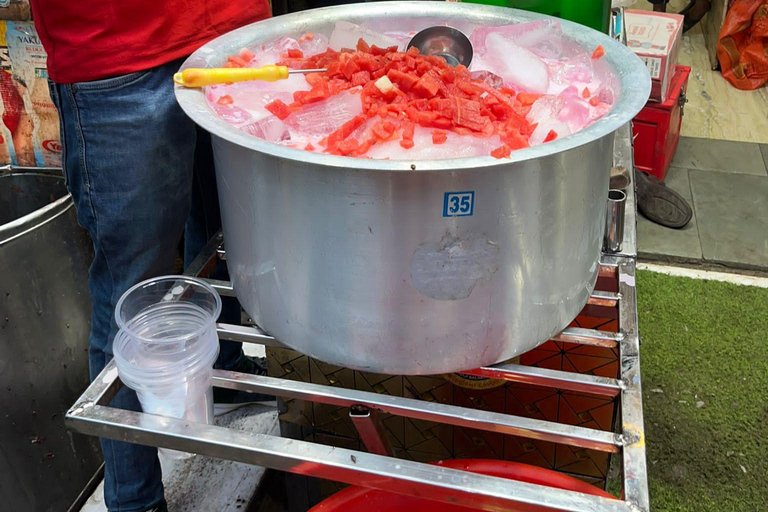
left=717, top=0, right=768, bottom=90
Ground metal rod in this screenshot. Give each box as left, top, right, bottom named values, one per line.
left=204, top=278, right=237, bottom=297
left=551, top=327, right=623, bottom=348
left=216, top=323, right=621, bottom=350
left=66, top=405, right=631, bottom=512
left=349, top=406, right=395, bottom=457
left=604, top=189, right=627, bottom=253
left=184, top=231, right=223, bottom=277
left=617, top=260, right=650, bottom=511
left=465, top=363, right=624, bottom=397
left=213, top=370, right=622, bottom=453
left=217, top=323, right=284, bottom=348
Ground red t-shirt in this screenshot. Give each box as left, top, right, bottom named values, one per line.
left=30, top=0, right=271, bottom=84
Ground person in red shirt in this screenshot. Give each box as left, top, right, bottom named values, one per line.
left=30, top=2, right=273, bottom=511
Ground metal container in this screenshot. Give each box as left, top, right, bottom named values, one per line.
left=175, top=3, right=650, bottom=374
left=0, top=170, right=102, bottom=511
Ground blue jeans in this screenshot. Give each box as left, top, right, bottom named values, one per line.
left=49, top=58, right=243, bottom=512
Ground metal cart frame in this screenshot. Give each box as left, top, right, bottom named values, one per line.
left=65, top=121, right=648, bottom=512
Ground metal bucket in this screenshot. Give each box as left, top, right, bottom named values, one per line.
left=0, top=170, right=102, bottom=511
left=176, top=3, right=650, bottom=374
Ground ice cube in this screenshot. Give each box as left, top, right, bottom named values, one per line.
left=208, top=79, right=307, bottom=122
left=382, top=30, right=417, bottom=46
left=271, top=37, right=301, bottom=54
left=483, top=33, right=549, bottom=94
left=283, top=89, right=363, bottom=138
left=470, top=70, right=504, bottom=89
left=241, top=116, right=291, bottom=144
left=549, top=53, right=594, bottom=86
left=470, top=20, right=562, bottom=56
left=298, top=33, right=330, bottom=56
left=210, top=103, right=252, bottom=126
left=529, top=120, right=572, bottom=146
left=329, top=21, right=402, bottom=51
left=555, top=86, right=591, bottom=133
left=526, top=95, right=571, bottom=146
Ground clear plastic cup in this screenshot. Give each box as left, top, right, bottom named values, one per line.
left=113, top=276, right=222, bottom=459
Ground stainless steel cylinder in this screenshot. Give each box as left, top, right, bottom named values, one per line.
left=0, top=170, right=102, bottom=511
left=603, top=189, right=627, bottom=253
left=175, top=3, right=651, bottom=374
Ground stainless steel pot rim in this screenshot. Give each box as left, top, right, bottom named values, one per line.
left=175, top=2, right=650, bottom=172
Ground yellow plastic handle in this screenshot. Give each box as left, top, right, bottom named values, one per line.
left=173, top=65, right=290, bottom=87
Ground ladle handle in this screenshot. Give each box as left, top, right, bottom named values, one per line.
left=173, top=65, right=290, bottom=87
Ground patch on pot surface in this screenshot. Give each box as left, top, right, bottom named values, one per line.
left=410, top=232, right=499, bottom=301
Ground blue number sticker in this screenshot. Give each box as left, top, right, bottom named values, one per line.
left=443, top=191, right=475, bottom=217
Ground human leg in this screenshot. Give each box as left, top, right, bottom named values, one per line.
left=49, top=59, right=196, bottom=511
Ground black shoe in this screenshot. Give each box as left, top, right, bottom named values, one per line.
left=636, top=170, right=693, bottom=229
left=214, top=355, right=276, bottom=416
left=144, top=501, right=168, bottom=512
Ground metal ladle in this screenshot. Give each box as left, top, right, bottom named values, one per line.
left=406, top=26, right=473, bottom=68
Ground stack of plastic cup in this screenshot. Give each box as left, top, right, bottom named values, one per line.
left=113, top=276, right=221, bottom=459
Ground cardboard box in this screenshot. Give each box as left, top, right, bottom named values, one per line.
left=4, top=21, right=62, bottom=167
left=625, top=10, right=684, bottom=103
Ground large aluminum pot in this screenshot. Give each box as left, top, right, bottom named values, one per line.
left=176, top=3, right=650, bottom=374
left=0, top=170, right=102, bottom=511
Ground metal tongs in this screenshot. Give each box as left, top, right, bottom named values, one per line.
left=174, top=26, right=473, bottom=88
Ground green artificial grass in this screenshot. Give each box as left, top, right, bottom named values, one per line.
left=636, top=270, right=768, bottom=511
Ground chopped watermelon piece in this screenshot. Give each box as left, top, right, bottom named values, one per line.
left=296, top=89, right=312, bottom=103
left=327, top=115, right=366, bottom=148
left=303, top=81, right=330, bottom=103
left=239, top=48, right=256, bottom=62
left=491, top=144, right=512, bottom=159
left=217, top=95, right=234, bottom=106
left=298, top=32, right=314, bottom=43
left=453, top=97, right=486, bottom=131
left=402, top=122, right=415, bottom=141
left=400, top=139, right=415, bottom=149
left=413, top=73, right=441, bottom=98
left=387, top=69, right=419, bottom=91
left=543, top=130, right=558, bottom=143
left=432, top=130, right=448, bottom=144
left=356, top=38, right=371, bottom=53
left=591, top=45, right=605, bottom=59
left=326, top=62, right=342, bottom=76
left=589, top=97, right=600, bottom=107
left=337, top=138, right=360, bottom=155
left=343, top=59, right=361, bottom=80
left=505, top=130, right=529, bottom=150
left=226, top=55, right=247, bottom=68
left=516, top=93, right=541, bottom=106
left=305, top=142, right=315, bottom=151
left=265, top=99, right=292, bottom=120
left=286, top=49, right=304, bottom=59
left=350, top=70, right=371, bottom=87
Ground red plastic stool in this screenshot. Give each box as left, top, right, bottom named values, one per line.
left=308, top=459, right=617, bottom=512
